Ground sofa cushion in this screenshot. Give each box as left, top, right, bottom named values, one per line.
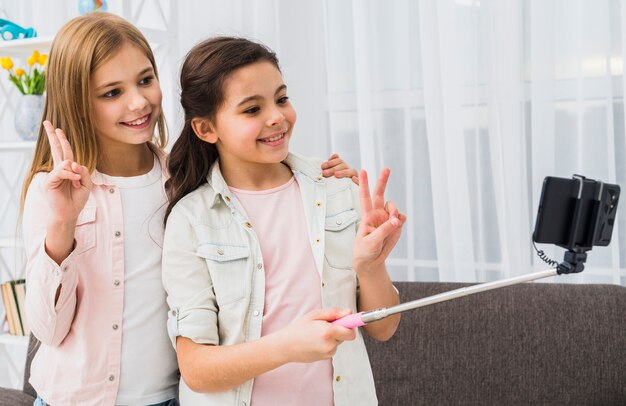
left=0, top=387, right=35, bottom=406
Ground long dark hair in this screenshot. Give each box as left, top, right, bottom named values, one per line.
left=164, top=37, right=280, bottom=223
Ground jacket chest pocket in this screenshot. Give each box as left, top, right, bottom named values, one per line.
left=74, top=206, right=97, bottom=254
left=197, top=242, right=250, bottom=306
left=324, top=209, right=359, bottom=269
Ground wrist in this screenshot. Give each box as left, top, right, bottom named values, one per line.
left=354, top=260, right=384, bottom=276
left=48, top=216, right=78, bottom=229
left=262, top=331, right=292, bottom=365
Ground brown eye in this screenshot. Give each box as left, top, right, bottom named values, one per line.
left=140, top=76, right=154, bottom=85
left=103, top=89, right=120, bottom=98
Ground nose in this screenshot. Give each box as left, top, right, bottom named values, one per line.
left=266, top=105, right=286, bottom=127
left=127, top=88, right=149, bottom=112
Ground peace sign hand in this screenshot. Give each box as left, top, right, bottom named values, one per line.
left=353, top=168, right=406, bottom=273
left=43, top=120, right=93, bottom=224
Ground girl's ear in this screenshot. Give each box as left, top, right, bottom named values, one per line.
left=191, top=117, right=218, bottom=144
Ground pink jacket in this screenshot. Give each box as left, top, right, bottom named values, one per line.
left=22, top=148, right=173, bottom=405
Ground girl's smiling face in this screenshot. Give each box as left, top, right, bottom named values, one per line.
left=90, top=42, right=162, bottom=152
left=206, top=60, right=297, bottom=169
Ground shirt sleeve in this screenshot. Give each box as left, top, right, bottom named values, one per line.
left=22, top=173, right=80, bottom=346
left=162, top=204, right=219, bottom=349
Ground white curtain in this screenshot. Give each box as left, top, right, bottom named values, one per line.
left=322, top=0, right=625, bottom=285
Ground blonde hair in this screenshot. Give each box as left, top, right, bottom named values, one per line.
left=21, top=12, right=167, bottom=208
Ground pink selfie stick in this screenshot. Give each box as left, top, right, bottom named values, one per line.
left=332, top=268, right=558, bottom=328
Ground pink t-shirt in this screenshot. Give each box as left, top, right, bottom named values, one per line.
left=230, top=176, right=334, bottom=406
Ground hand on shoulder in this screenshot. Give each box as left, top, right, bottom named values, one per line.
left=321, top=153, right=359, bottom=185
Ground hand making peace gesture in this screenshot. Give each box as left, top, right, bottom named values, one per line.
left=353, top=168, right=406, bottom=272
left=43, top=120, right=93, bottom=224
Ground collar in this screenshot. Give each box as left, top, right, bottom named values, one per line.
left=207, top=152, right=325, bottom=209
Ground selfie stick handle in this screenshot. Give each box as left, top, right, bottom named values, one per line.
left=332, top=268, right=558, bottom=329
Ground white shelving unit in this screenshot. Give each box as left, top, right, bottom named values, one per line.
left=0, top=331, right=28, bottom=346
left=0, top=141, right=36, bottom=151
left=0, top=36, right=53, bottom=55
left=0, top=32, right=48, bottom=390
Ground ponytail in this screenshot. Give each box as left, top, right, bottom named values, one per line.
left=164, top=123, right=218, bottom=223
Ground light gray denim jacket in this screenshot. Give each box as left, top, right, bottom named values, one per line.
left=162, top=152, right=377, bottom=406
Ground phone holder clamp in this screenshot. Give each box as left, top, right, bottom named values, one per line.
left=556, top=250, right=588, bottom=274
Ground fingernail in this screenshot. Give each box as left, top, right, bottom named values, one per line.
left=391, top=216, right=400, bottom=226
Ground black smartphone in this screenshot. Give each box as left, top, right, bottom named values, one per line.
left=533, top=175, right=620, bottom=250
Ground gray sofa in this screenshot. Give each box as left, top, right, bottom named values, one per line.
left=2, top=282, right=625, bottom=405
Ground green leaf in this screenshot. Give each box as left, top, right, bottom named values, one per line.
left=9, top=76, right=25, bottom=95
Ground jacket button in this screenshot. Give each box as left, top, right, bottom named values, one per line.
left=245, top=222, right=252, bottom=228
left=217, top=248, right=224, bottom=255
left=109, top=375, right=115, bottom=382
left=335, top=375, right=341, bottom=382
left=112, top=324, right=118, bottom=330
left=225, top=195, right=231, bottom=202
left=113, top=280, right=120, bottom=286
left=109, top=188, right=115, bottom=194
left=114, top=231, right=121, bottom=237
left=257, top=263, right=263, bottom=269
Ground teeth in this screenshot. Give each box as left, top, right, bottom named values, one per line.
left=126, top=116, right=149, bottom=126
left=262, top=132, right=285, bottom=142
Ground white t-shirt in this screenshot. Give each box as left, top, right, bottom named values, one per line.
left=102, top=156, right=179, bottom=405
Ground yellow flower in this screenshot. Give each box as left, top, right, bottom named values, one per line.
left=27, top=51, right=40, bottom=66
left=1, top=57, right=13, bottom=70
left=2, top=50, right=46, bottom=95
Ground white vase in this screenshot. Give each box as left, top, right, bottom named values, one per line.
left=14, top=94, right=45, bottom=141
